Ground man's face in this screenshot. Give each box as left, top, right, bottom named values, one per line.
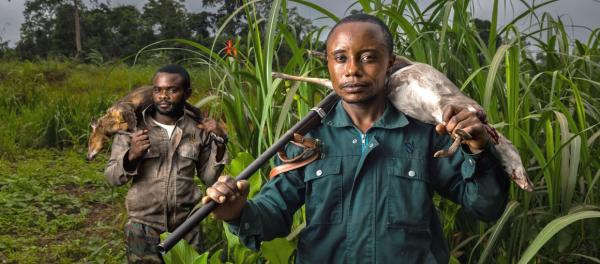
left=152, top=72, right=189, bottom=116
left=327, top=22, right=392, bottom=104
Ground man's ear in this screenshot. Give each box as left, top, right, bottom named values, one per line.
left=386, top=54, right=396, bottom=75
left=184, top=88, right=192, bottom=100
left=388, top=55, right=395, bottom=69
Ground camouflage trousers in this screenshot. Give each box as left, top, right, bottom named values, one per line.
left=124, top=220, right=203, bottom=264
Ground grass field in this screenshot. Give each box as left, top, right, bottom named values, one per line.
left=0, top=61, right=220, bottom=263
left=1, top=0, right=599, bottom=262
left=0, top=148, right=126, bottom=263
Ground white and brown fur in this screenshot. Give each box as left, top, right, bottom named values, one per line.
left=273, top=56, right=534, bottom=192
left=87, top=86, right=202, bottom=160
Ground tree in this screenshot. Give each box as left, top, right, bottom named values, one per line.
left=202, top=0, right=245, bottom=38
left=0, top=36, right=9, bottom=58
left=14, top=0, right=317, bottom=62
left=105, top=5, right=152, bottom=58
left=17, top=0, right=68, bottom=58
left=17, top=0, right=88, bottom=59
left=188, top=11, right=216, bottom=46
left=73, top=0, right=82, bottom=57
left=142, top=0, right=191, bottom=40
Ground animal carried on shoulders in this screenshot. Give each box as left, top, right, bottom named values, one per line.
left=86, top=85, right=204, bottom=160
left=272, top=54, right=534, bottom=192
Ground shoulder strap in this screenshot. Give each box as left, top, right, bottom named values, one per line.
left=268, top=133, right=322, bottom=179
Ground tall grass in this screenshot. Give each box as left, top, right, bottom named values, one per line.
left=0, top=60, right=212, bottom=158
left=169, top=0, right=599, bottom=262
left=358, top=1, right=599, bottom=262
left=3, top=0, right=598, bottom=262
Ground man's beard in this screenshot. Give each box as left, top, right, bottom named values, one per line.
left=155, top=101, right=185, bottom=117
left=342, top=92, right=381, bottom=105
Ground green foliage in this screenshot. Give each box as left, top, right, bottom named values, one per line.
left=226, top=152, right=264, bottom=198
left=125, top=0, right=600, bottom=262
left=2, top=0, right=600, bottom=263
left=260, top=237, right=296, bottom=263
left=14, top=0, right=318, bottom=63
left=0, top=148, right=127, bottom=263
left=351, top=0, right=600, bottom=262
left=0, top=60, right=211, bottom=157
left=194, top=0, right=600, bottom=262
left=518, top=210, right=600, bottom=264
left=160, top=232, right=211, bottom=264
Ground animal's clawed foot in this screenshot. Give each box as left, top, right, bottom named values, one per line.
left=453, top=128, right=472, bottom=140
left=433, top=128, right=471, bottom=158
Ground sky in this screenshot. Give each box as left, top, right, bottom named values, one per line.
left=1, top=0, right=599, bottom=47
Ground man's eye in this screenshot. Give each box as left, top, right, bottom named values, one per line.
left=334, top=55, right=346, bottom=62
left=361, top=54, right=376, bottom=62
left=152, top=87, right=160, bottom=93
left=168, top=88, right=177, bottom=94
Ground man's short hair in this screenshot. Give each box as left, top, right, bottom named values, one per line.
left=156, top=64, right=191, bottom=90
left=326, top=13, right=394, bottom=56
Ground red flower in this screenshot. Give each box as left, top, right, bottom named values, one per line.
left=225, top=39, right=238, bottom=57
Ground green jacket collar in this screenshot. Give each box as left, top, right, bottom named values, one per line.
left=321, top=99, right=409, bottom=129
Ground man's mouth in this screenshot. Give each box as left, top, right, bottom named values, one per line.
left=158, top=102, right=172, bottom=108
left=341, top=82, right=369, bottom=92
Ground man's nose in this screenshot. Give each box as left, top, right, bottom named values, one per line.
left=344, top=59, right=361, bottom=77
left=158, top=89, right=169, bottom=99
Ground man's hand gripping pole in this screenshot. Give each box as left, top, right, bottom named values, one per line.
left=158, top=92, right=340, bottom=254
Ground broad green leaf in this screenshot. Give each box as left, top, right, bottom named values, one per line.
left=227, top=152, right=263, bottom=198
left=160, top=232, right=208, bottom=264
left=261, top=237, right=296, bottom=263
left=209, top=249, right=223, bottom=264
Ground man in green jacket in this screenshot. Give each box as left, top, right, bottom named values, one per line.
left=203, top=14, right=509, bottom=263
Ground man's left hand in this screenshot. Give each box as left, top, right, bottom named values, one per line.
left=435, top=105, right=489, bottom=153
left=200, top=117, right=227, bottom=138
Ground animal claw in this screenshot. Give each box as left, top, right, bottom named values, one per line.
left=454, top=128, right=471, bottom=140
left=434, top=136, right=462, bottom=158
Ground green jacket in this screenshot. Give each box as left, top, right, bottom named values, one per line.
left=228, top=100, right=509, bottom=263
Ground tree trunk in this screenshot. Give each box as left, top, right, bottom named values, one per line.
left=74, top=0, right=82, bottom=58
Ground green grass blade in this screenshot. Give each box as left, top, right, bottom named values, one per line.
left=483, top=43, right=510, bottom=112
left=518, top=210, right=600, bottom=264
left=478, top=201, right=520, bottom=264
left=290, top=0, right=340, bottom=22
left=435, top=0, right=453, bottom=66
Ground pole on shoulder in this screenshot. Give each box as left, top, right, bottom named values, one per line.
left=158, top=92, right=340, bottom=254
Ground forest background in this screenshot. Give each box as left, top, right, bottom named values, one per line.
left=0, top=0, right=599, bottom=263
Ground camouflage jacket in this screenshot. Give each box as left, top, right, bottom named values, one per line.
left=105, top=106, right=226, bottom=231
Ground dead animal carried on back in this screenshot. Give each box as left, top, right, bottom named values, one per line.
left=87, top=85, right=202, bottom=160
left=272, top=56, right=534, bottom=192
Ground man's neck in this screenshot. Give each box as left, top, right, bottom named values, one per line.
left=342, top=95, right=387, bottom=133
left=153, top=109, right=183, bottom=125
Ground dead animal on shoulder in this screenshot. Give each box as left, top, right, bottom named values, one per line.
left=272, top=54, right=534, bottom=192
left=87, top=86, right=203, bottom=161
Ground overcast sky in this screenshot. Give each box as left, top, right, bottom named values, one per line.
left=1, top=0, right=599, bottom=47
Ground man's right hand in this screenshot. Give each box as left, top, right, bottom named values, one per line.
left=127, top=130, right=150, bottom=162
left=201, top=176, right=249, bottom=221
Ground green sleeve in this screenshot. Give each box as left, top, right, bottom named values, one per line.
left=430, top=133, right=510, bottom=222
left=226, top=144, right=306, bottom=251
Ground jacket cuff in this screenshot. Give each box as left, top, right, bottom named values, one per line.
left=119, top=149, right=138, bottom=177
left=459, top=142, right=501, bottom=180
left=226, top=202, right=262, bottom=251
